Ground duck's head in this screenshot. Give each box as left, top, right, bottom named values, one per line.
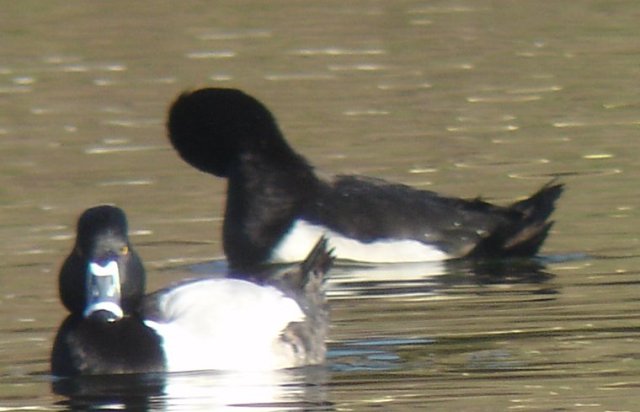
left=167, top=88, right=295, bottom=178
left=59, top=205, right=146, bottom=322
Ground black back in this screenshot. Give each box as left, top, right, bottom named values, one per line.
left=305, top=176, right=563, bottom=258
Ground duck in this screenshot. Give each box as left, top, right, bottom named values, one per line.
left=167, top=87, right=564, bottom=270
left=51, top=205, right=333, bottom=377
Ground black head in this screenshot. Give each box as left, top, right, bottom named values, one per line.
left=59, top=205, right=146, bottom=319
left=167, top=88, right=296, bottom=177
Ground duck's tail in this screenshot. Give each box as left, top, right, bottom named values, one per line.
left=273, top=237, right=334, bottom=366
left=269, top=236, right=334, bottom=294
left=470, top=180, right=564, bottom=258
left=299, top=237, right=334, bottom=285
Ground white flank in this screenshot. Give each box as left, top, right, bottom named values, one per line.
left=144, top=278, right=304, bottom=372
left=271, top=220, right=448, bottom=263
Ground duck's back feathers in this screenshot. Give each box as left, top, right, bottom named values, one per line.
left=304, top=176, right=563, bottom=259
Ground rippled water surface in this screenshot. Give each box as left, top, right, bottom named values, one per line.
left=2, top=1, right=640, bottom=410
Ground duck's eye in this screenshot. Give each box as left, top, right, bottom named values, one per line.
left=120, top=245, right=129, bottom=255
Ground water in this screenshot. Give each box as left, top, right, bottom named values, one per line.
left=2, top=1, right=640, bottom=410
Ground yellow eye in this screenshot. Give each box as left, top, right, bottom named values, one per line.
left=120, top=245, right=129, bottom=255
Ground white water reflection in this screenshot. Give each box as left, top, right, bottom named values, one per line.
left=53, top=367, right=330, bottom=411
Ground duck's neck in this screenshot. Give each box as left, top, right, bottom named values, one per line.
left=223, top=151, right=318, bottom=269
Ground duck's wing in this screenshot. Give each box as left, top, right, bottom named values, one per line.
left=307, top=176, right=563, bottom=258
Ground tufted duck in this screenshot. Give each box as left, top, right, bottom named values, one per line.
left=167, top=88, right=563, bottom=270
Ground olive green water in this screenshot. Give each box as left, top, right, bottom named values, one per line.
left=2, top=1, right=640, bottom=410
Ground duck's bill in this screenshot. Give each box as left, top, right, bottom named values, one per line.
left=84, top=260, right=124, bottom=321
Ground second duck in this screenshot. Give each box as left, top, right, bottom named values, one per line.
left=167, top=88, right=563, bottom=269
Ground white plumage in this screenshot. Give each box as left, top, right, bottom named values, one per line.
left=144, top=278, right=305, bottom=372
left=271, top=219, right=448, bottom=263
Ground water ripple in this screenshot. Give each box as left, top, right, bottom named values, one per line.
left=290, top=47, right=386, bottom=56
left=185, top=50, right=237, bottom=59
left=194, top=29, right=272, bottom=40
left=264, top=73, right=336, bottom=81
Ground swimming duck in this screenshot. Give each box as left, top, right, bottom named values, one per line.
left=167, top=88, right=563, bottom=270
left=51, top=205, right=333, bottom=376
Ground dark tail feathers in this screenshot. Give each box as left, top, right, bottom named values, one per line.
left=471, top=180, right=564, bottom=258
left=263, top=236, right=334, bottom=293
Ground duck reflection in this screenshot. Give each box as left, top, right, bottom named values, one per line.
left=190, top=255, right=558, bottom=300
left=53, top=366, right=331, bottom=411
